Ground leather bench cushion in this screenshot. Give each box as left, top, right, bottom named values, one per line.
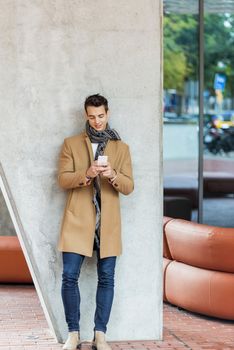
left=165, top=219, right=234, bottom=273
left=163, top=257, right=172, bottom=302
left=165, top=261, right=234, bottom=320
left=163, top=216, right=174, bottom=259
left=0, top=236, right=32, bottom=283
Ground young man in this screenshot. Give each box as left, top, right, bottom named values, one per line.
left=57, top=94, right=134, bottom=350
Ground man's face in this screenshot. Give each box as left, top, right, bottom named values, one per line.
left=86, top=105, right=109, bottom=131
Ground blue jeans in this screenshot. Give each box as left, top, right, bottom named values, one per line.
left=61, top=250, right=116, bottom=333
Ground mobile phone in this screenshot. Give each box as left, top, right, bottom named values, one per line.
left=97, top=155, right=108, bottom=166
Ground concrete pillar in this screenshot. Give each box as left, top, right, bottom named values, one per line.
left=0, top=0, right=163, bottom=343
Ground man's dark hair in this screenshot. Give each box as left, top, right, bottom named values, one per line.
left=84, top=94, right=108, bottom=113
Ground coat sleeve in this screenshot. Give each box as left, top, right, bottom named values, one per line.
left=57, top=139, right=91, bottom=190
left=109, top=144, right=134, bottom=195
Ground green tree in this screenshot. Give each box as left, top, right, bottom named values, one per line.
left=204, top=14, right=234, bottom=101
left=164, top=11, right=234, bottom=104
left=164, top=14, right=198, bottom=92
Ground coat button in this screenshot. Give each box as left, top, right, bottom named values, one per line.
left=79, top=182, right=84, bottom=185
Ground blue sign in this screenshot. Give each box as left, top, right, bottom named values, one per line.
left=214, top=73, right=226, bottom=91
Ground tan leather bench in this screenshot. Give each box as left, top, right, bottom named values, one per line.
left=163, top=217, right=234, bottom=320
left=0, top=236, right=33, bottom=283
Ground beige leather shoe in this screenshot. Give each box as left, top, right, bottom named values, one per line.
left=63, top=331, right=81, bottom=350
left=92, top=331, right=112, bottom=350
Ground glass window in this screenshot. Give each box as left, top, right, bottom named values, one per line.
left=163, top=0, right=199, bottom=222
left=203, top=2, right=234, bottom=227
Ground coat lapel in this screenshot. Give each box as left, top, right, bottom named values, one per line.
left=84, top=133, right=94, bottom=163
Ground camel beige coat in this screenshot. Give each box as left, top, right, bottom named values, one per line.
left=57, top=131, right=134, bottom=258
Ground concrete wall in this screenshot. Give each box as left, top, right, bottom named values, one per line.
left=0, top=0, right=163, bottom=343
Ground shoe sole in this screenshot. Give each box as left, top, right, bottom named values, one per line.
left=63, top=345, right=81, bottom=350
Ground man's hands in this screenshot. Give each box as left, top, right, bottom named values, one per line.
left=86, top=161, right=116, bottom=179
left=101, top=162, right=116, bottom=179
left=86, top=160, right=102, bottom=178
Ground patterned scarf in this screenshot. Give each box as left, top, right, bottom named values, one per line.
left=85, top=121, right=121, bottom=250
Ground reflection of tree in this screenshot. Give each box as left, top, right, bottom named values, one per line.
left=164, top=13, right=234, bottom=106
left=164, top=15, right=198, bottom=93
left=204, top=14, right=234, bottom=106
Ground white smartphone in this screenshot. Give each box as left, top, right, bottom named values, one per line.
left=97, top=155, right=108, bottom=166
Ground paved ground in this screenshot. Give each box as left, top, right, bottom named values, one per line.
left=1, top=285, right=234, bottom=349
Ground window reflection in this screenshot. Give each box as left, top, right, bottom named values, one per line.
left=163, top=0, right=199, bottom=222
left=163, top=0, right=234, bottom=228
left=203, top=7, right=234, bottom=227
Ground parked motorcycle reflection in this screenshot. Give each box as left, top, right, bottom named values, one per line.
left=204, top=123, right=234, bottom=155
